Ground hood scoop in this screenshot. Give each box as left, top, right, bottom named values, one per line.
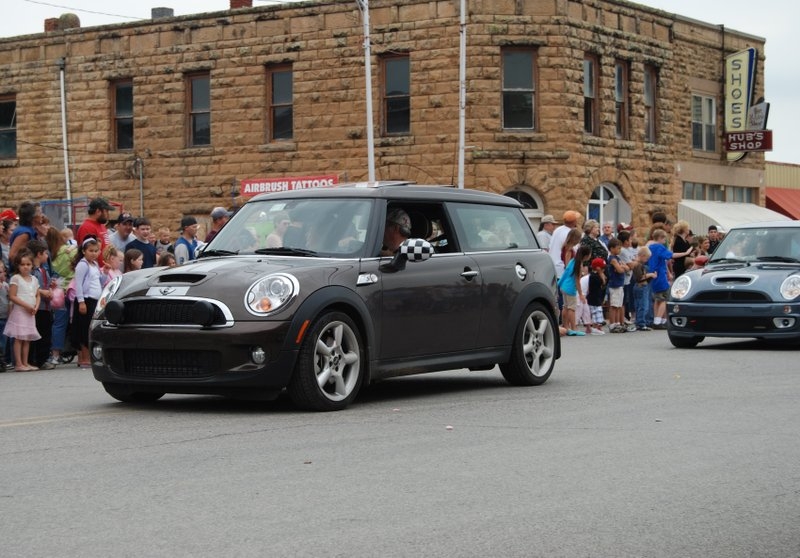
left=157, top=273, right=206, bottom=284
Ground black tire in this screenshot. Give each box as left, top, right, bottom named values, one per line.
left=500, top=302, right=557, bottom=386
left=288, top=311, right=365, bottom=411
left=103, top=383, right=165, bottom=403
left=668, top=333, right=703, bottom=348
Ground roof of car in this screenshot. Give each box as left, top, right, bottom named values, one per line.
left=249, top=184, right=523, bottom=207
left=725, top=220, right=800, bottom=230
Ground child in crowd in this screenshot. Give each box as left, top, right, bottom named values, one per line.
left=60, top=227, right=77, bottom=247
left=586, top=257, right=607, bottom=334
left=632, top=245, right=657, bottom=331
left=72, top=236, right=108, bottom=368
left=0, top=262, right=12, bottom=370
left=4, top=249, right=41, bottom=371
left=617, top=230, right=637, bottom=325
left=157, top=252, right=177, bottom=268
left=103, top=245, right=123, bottom=283
left=577, top=266, right=594, bottom=334
left=648, top=228, right=692, bottom=329
left=155, top=227, right=173, bottom=256
left=558, top=245, right=591, bottom=336
left=29, top=239, right=55, bottom=369
left=124, top=248, right=144, bottom=273
left=606, top=238, right=629, bottom=333
left=48, top=226, right=76, bottom=366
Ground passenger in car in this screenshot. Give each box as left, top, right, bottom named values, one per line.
left=380, top=208, right=411, bottom=256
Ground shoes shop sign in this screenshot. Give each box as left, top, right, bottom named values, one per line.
left=240, top=175, right=339, bottom=196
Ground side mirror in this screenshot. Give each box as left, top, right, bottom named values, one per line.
left=380, top=238, right=434, bottom=272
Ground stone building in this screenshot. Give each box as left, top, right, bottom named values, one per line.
left=0, top=0, right=769, bottom=237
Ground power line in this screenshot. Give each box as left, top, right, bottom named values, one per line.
left=22, top=0, right=140, bottom=21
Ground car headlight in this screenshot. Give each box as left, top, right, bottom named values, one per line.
left=671, top=275, right=692, bottom=300
left=245, top=273, right=299, bottom=315
left=94, top=275, right=123, bottom=317
left=780, top=275, right=800, bottom=300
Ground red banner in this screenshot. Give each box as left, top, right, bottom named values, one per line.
left=240, top=175, right=339, bottom=197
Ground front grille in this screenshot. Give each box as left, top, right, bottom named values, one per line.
left=690, top=317, right=773, bottom=333
left=692, top=291, right=770, bottom=303
left=106, top=349, right=221, bottom=378
left=119, top=299, right=227, bottom=326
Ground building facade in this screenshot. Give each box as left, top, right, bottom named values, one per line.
left=0, top=0, right=767, bottom=236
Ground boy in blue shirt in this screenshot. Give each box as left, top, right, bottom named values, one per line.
left=647, top=229, right=692, bottom=329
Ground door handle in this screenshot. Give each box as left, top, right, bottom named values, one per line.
left=461, top=270, right=479, bottom=279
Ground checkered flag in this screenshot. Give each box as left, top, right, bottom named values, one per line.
left=400, top=238, right=434, bottom=261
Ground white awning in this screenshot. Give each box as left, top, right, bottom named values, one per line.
left=677, top=200, right=790, bottom=233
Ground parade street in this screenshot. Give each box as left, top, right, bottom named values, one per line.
left=2, top=333, right=799, bottom=558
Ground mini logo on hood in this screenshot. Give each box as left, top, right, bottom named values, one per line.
left=159, top=287, right=176, bottom=295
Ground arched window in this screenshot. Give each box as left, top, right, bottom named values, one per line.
left=588, top=183, right=631, bottom=228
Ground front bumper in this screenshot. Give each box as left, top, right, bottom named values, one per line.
left=90, top=319, right=299, bottom=395
left=667, top=301, right=800, bottom=339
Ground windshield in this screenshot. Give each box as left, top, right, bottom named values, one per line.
left=204, top=198, right=374, bottom=257
left=709, top=227, right=800, bottom=263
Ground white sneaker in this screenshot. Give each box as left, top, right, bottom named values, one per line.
left=590, top=327, right=605, bottom=335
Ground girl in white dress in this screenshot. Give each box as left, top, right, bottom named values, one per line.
left=3, top=249, right=41, bottom=371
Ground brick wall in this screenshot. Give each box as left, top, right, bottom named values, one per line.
left=0, top=0, right=765, bottom=233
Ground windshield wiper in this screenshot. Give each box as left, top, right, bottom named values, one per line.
left=709, top=257, right=747, bottom=264
left=254, top=247, right=318, bottom=257
left=755, top=256, right=800, bottom=263
left=198, top=249, right=238, bottom=258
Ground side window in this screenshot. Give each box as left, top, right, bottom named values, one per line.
left=502, top=48, right=536, bottom=130
left=187, top=72, right=211, bottom=147
left=112, top=79, right=133, bottom=151
left=382, top=202, right=453, bottom=255
left=0, top=94, right=17, bottom=159
left=449, top=203, right=535, bottom=252
left=381, top=55, right=410, bottom=135
left=267, top=64, right=293, bottom=141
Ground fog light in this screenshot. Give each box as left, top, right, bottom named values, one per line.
left=91, top=345, right=103, bottom=361
left=672, top=317, right=687, bottom=327
left=772, top=317, right=796, bottom=329
left=251, top=346, right=266, bottom=364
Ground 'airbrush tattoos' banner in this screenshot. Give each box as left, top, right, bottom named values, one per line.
left=240, top=175, right=339, bottom=196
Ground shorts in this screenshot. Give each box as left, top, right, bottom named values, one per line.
left=590, top=305, right=604, bottom=324
left=562, top=293, right=578, bottom=311
left=653, top=289, right=669, bottom=302
left=608, top=287, right=624, bottom=307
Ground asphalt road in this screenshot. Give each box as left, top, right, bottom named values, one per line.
left=1, top=332, right=799, bottom=558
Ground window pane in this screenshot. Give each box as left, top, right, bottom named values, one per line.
left=0, top=130, right=16, bottom=158
left=705, top=125, right=716, bottom=151
left=503, top=92, right=533, bottom=129
left=116, top=119, right=133, bottom=150
left=583, top=59, right=594, bottom=97
left=192, top=113, right=210, bottom=145
left=273, top=106, right=293, bottom=140
left=0, top=101, right=15, bottom=128
left=704, top=98, right=714, bottom=124
left=503, top=51, right=533, bottom=89
left=386, top=98, right=410, bottom=134
left=692, top=122, right=703, bottom=149
left=115, top=83, right=133, bottom=116
left=615, top=65, right=624, bottom=101
left=385, top=58, right=409, bottom=95
left=192, top=77, right=210, bottom=111
left=272, top=71, right=292, bottom=104
left=691, top=96, right=702, bottom=121
left=584, top=100, right=594, bottom=133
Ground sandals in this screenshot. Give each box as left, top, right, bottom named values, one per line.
left=14, top=365, right=39, bottom=372
left=78, top=362, right=92, bottom=369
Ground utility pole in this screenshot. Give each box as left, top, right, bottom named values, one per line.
left=355, top=0, right=376, bottom=183
left=457, top=0, right=466, bottom=188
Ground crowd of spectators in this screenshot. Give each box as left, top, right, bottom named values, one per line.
left=540, top=210, right=721, bottom=336
left=0, top=199, right=230, bottom=372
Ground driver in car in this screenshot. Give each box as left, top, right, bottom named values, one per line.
left=381, top=208, right=411, bottom=256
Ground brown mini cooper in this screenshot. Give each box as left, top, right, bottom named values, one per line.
left=91, top=183, right=561, bottom=410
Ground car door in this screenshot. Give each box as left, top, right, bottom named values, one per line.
left=368, top=251, right=483, bottom=360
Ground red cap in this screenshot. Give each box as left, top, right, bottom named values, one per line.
left=0, top=209, right=18, bottom=221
